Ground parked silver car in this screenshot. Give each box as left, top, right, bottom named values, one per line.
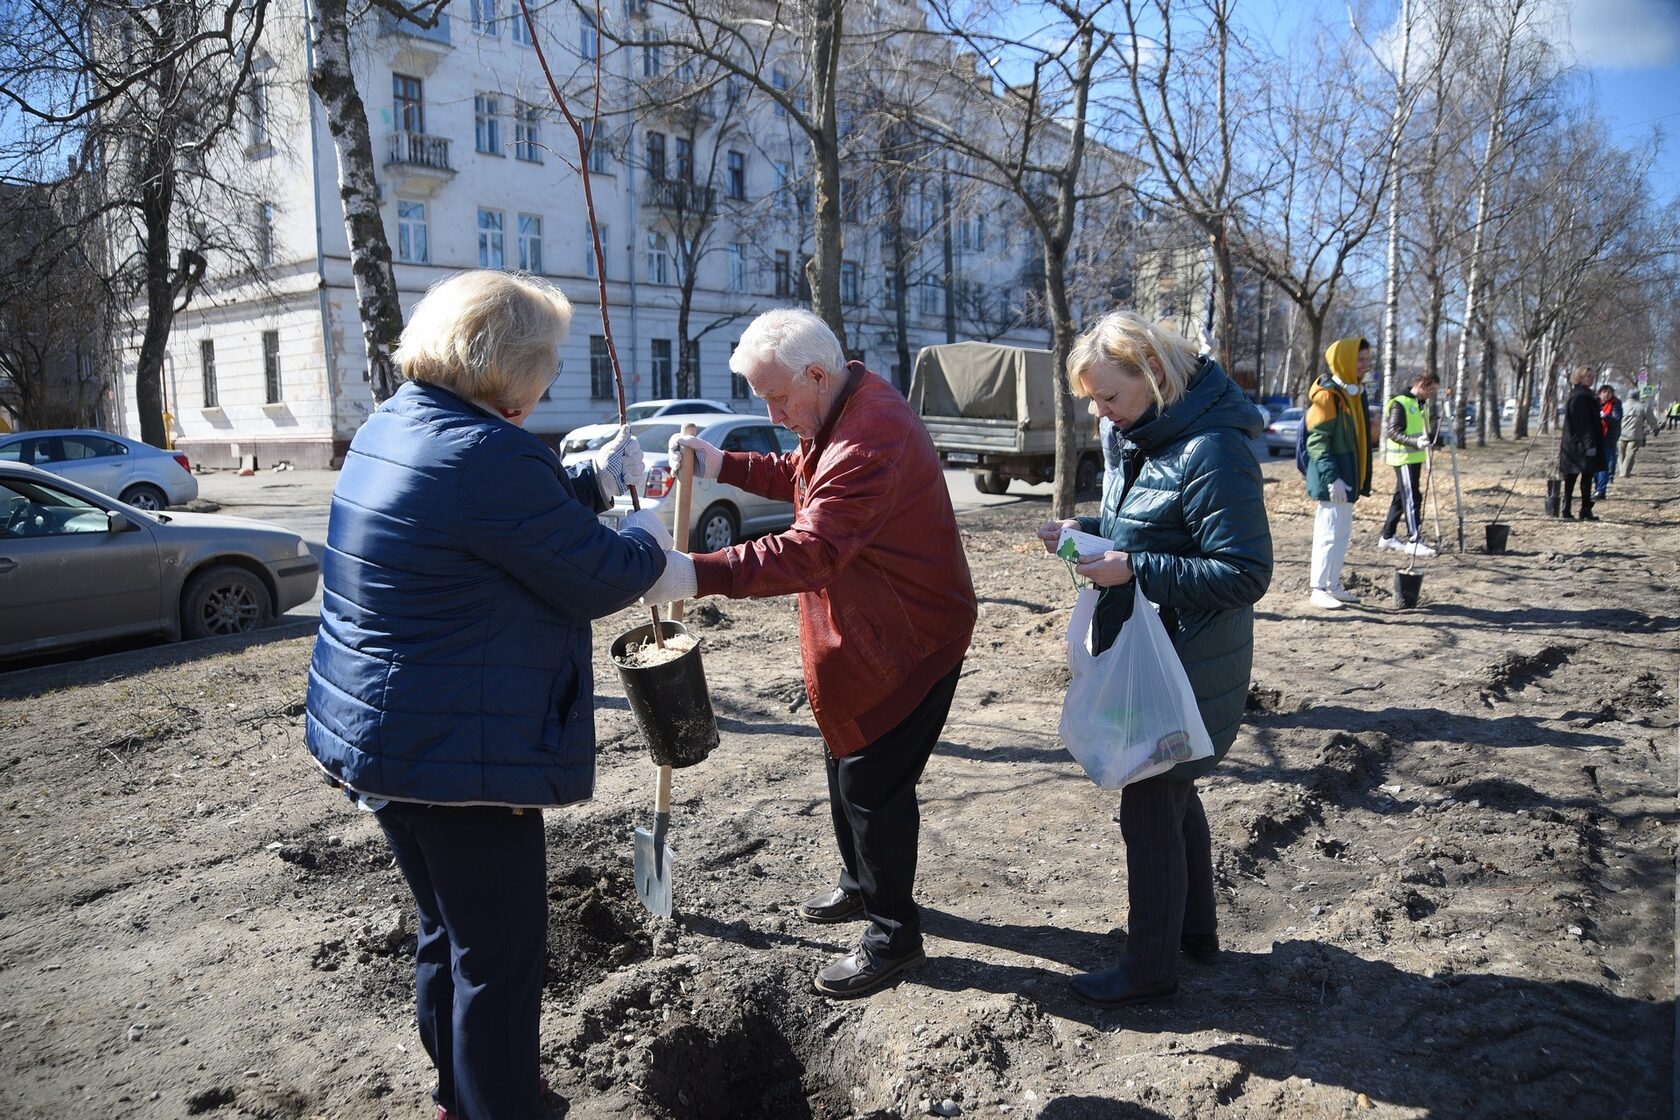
left=1263, top=407, right=1304, bottom=457
left=598, top=413, right=799, bottom=551
left=560, top=398, right=740, bottom=464
left=0, top=462, right=319, bottom=660
left=0, top=429, right=198, bottom=510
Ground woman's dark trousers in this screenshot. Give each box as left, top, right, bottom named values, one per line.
left=378, top=802, right=547, bottom=1120
left=1118, top=774, right=1216, bottom=985
left=1561, top=473, right=1594, bottom=518
left=824, top=662, right=963, bottom=959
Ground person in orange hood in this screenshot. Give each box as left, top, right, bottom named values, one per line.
left=1302, top=337, right=1374, bottom=609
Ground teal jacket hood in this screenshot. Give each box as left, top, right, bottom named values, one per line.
left=1119, top=358, right=1262, bottom=456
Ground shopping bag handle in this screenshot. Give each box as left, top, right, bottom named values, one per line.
left=1065, top=586, right=1100, bottom=672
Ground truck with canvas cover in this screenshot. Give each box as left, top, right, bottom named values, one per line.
left=910, top=341, right=1103, bottom=495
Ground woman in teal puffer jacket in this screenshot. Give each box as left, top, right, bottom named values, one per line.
left=1038, top=310, right=1272, bottom=1009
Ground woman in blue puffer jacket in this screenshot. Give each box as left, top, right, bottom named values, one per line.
left=1038, top=310, right=1272, bottom=1010
left=305, top=270, right=668, bottom=1120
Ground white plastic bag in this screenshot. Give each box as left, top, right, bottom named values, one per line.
left=1057, top=587, right=1214, bottom=789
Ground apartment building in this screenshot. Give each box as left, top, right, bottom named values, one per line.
left=111, top=0, right=1055, bottom=467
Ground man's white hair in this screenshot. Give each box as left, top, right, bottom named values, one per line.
left=728, top=307, right=845, bottom=385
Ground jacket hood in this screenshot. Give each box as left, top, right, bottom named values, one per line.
left=1324, top=337, right=1366, bottom=385
left=1124, top=358, right=1260, bottom=453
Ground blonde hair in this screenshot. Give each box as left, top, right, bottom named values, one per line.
left=394, top=271, right=574, bottom=408
left=1067, top=309, right=1201, bottom=411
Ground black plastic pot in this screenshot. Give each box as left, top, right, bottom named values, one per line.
left=1484, top=522, right=1510, bottom=554
left=1544, top=479, right=1560, bottom=518
left=1393, top=569, right=1423, bottom=608
left=611, top=620, right=719, bottom=769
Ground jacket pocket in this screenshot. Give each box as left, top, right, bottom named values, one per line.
left=543, top=665, right=581, bottom=752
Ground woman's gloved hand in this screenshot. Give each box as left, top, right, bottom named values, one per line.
left=641, top=550, right=697, bottom=608
left=667, top=433, right=723, bottom=479
left=594, top=427, right=645, bottom=501
left=620, top=509, right=673, bottom=550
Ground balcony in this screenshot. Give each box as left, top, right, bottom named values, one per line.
left=644, top=178, right=716, bottom=216
left=378, top=11, right=451, bottom=75
left=637, top=73, right=717, bottom=122
left=385, top=132, right=455, bottom=197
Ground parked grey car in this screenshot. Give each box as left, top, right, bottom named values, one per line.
left=1263, top=407, right=1304, bottom=457
left=598, top=413, right=798, bottom=551
left=0, top=429, right=198, bottom=510
left=0, top=462, right=319, bottom=660
left=560, top=398, right=740, bottom=464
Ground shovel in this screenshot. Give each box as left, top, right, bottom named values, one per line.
left=632, top=445, right=697, bottom=917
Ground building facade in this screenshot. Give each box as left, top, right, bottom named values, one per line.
left=111, top=0, right=1055, bottom=467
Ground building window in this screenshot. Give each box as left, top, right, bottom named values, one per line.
left=727, top=242, right=746, bottom=292
left=582, top=119, right=610, bottom=173
left=650, top=338, right=673, bottom=397
left=589, top=335, right=612, bottom=399
left=725, top=74, right=745, bottom=107
left=679, top=340, right=700, bottom=397
left=256, top=202, right=274, bottom=267
left=885, top=274, right=899, bottom=306
left=478, top=208, right=505, bottom=269
left=840, top=260, right=859, bottom=305
left=674, top=136, right=693, bottom=183
left=840, top=177, right=857, bottom=223
left=645, top=130, right=666, bottom=180
left=730, top=340, right=749, bottom=399
left=475, top=93, right=503, bottom=155
left=262, top=330, right=282, bottom=403
left=646, top=231, right=671, bottom=285
left=394, top=74, right=424, bottom=133
left=774, top=161, right=791, bottom=209
left=772, top=67, right=789, bottom=116
left=471, top=0, right=498, bottom=36
left=580, top=13, right=598, bottom=60
left=518, top=213, right=543, bottom=272
left=200, top=339, right=218, bottom=408
left=397, top=199, right=428, bottom=263
left=247, top=75, right=270, bottom=150
left=774, top=249, right=792, bottom=297
left=642, top=43, right=662, bottom=77
left=514, top=101, right=542, bottom=161
left=511, top=3, right=533, bottom=44
left=585, top=222, right=607, bottom=278
left=726, top=150, right=746, bottom=200
left=920, top=275, right=942, bottom=315
left=961, top=212, right=985, bottom=251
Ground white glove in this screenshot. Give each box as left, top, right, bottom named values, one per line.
left=593, top=427, right=644, bottom=501
left=667, top=433, right=723, bottom=479
left=640, top=550, right=697, bottom=608
left=1330, top=479, right=1350, bottom=504
left=620, top=509, right=672, bottom=550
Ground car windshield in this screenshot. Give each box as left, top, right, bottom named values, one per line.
left=562, top=432, right=614, bottom=454
left=629, top=421, right=686, bottom=454
left=625, top=403, right=668, bottom=423
left=1282, top=408, right=1303, bottom=421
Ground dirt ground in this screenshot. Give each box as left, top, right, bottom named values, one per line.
left=2, top=434, right=1675, bottom=1120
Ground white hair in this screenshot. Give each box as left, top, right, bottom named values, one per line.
left=394, top=270, right=573, bottom=408
left=728, top=307, right=845, bottom=385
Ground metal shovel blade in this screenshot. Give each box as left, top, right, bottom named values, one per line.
left=633, top=811, right=673, bottom=917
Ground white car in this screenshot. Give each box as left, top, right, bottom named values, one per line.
left=0, top=429, right=199, bottom=510
left=560, top=398, right=739, bottom=465
left=599, top=413, right=799, bottom=551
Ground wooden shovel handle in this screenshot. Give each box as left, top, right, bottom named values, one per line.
left=653, top=763, right=672, bottom=814
left=670, top=446, right=695, bottom=621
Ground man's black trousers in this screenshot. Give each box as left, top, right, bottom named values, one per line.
left=824, top=662, right=963, bottom=958
left=378, top=801, right=547, bottom=1120
left=1381, top=461, right=1425, bottom=540
left=1117, top=773, right=1217, bottom=986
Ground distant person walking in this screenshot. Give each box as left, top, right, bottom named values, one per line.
left=1665, top=400, right=1680, bottom=432
left=1557, top=368, right=1605, bottom=521
left=1377, top=371, right=1441, bottom=557
left=1618, top=391, right=1657, bottom=477
left=1594, top=385, right=1623, bottom=499
left=1303, top=337, right=1374, bottom=609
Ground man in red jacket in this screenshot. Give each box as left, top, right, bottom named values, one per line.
left=641, top=307, right=977, bottom=998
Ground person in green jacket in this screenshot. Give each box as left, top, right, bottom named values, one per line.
left=1304, top=337, right=1374, bottom=609
left=1037, top=310, right=1272, bottom=1009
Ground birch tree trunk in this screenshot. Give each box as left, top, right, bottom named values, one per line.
left=802, top=0, right=847, bottom=354
left=307, top=0, right=403, bottom=404
left=1378, top=0, right=1414, bottom=404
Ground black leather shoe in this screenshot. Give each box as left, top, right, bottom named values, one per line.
left=813, top=943, right=925, bottom=998
left=799, top=887, right=864, bottom=924
left=1180, top=932, right=1220, bottom=962
left=1069, top=965, right=1178, bottom=1008
left=1580, top=512, right=1599, bottom=521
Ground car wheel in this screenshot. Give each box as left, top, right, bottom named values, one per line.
left=1268, top=447, right=1283, bottom=458
left=1075, top=454, right=1101, bottom=497
left=121, top=483, right=167, bottom=511
left=181, top=565, right=272, bottom=639
left=696, top=503, right=739, bottom=551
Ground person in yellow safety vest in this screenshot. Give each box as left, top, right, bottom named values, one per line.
left=1378, top=371, right=1443, bottom=557
left=1667, top=400, right=1680, bottom=431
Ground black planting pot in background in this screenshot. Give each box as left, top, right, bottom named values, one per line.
left=1393, top=569, right=1423, bottom=608
left=611, top=620, right=719, bottom=769
left=1485, top=522, right=1510, bottom=554
left=1544, top=479, right=1561, bottom=517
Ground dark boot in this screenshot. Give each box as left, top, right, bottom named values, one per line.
left=1069, top=964, right=1178, bottom=1008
